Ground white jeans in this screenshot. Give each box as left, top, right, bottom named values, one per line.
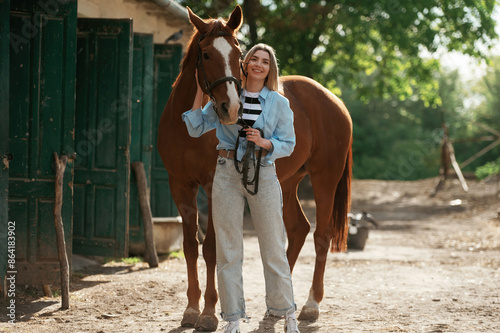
left=212, top=156, right=296, bottom=321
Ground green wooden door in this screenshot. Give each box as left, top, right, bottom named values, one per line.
left=8, top=0, right=77, bottom=285
left=129, top=33, right=154, bottom=254
left=73, top=19, right=133, bottom=258
left=151, top=44, right=182, bottom=218
left=1, top=0, right=10, bottom=295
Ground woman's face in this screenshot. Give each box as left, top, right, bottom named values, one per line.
left=246, top=50, right=270, bottom=83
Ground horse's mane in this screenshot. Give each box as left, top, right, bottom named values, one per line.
left=173, top=19, right=233, bottom=88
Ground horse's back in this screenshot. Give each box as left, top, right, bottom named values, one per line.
left=279, top=75, right=352, bottom=177
left=282, top=75, right=351, bottom=126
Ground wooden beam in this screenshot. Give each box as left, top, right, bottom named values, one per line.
left=451, top=135, right=496, bottom=143
left=431, top=133, right=452, bottom=197
left=446, top=142, right=469, bottom=192
left=459, top=139, right=500, bottom=169
left=470, top=121, right=500, bottom=137
left=131, top=162, right=159, bottom=268
left=431, top=125, right=450, bottom=197
left=53, top=153, right=70, bottom=309
left=43, top=285, right=52, bottom=297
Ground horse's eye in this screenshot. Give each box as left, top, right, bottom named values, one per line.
left=203, top=52, right=210, bottom=60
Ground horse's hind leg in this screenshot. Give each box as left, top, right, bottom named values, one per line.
left=281, top=173, right=311, bottom=272
left=195, top=189, right=218, bottom=331
left=169, top=179, right=203, bottom=327
left=298, top=170, right=341, bottom=321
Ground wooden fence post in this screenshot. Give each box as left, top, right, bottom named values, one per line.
left=131, top=162, right=159, bottom=268
left=53, top=153, right=70, bottom=309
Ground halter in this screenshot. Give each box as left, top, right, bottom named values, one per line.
left=197, top=31, right=243, bottom=117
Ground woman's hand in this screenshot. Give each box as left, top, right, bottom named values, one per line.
left=244, top=128, right=272, bottom=150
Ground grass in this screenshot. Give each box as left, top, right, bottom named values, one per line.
left=121, top=257, right=144, bottom=265
left=167, top=250, right=185, bottom=259
left=103, top=256, right=144, bottom=265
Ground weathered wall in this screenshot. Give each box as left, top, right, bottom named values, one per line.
left=78, top=0, right=192, bottom=49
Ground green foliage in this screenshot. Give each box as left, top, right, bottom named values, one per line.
left=180, top=0, right=497, bottom=106
left=345, top=84, right=443, bottom=180
left=103, top=256, right=144, bottom=265
left=473, top=56, right=500, bottom=132
left=475, top=157, right=500, bottom=180
left=121, top=257, right=144, bottom=264
left=179, top=1, right=499, bottom=180
left=450, top=56, right=500, bottom=172
left=168, top=250, right=185, bottom=259
left=346, top=57, right=499, bottom=180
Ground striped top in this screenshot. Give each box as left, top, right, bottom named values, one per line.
left=239, top=90, right=262, bottom=137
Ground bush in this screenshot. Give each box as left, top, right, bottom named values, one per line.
left=475, top=157, right=500, bottom=180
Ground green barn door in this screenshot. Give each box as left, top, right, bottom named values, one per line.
left=151, top=44, right=182, bottom=218
left=8, top=0, right=77, bottom=285
left=73, top=19, right=133, bottom=258
left=1, top=0, right=10, bottom=295
left=129, top=33, right=154, bottom=254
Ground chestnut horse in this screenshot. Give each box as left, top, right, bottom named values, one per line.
left=157, top=5, right=352, bottom=331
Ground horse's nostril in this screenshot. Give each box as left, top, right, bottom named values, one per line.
left=221, top=102, right=228, bottom=114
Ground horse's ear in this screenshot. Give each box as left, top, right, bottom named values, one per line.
left=226, top=5, right=243, bottom=32
left=187, top=6, right=207, bottom=33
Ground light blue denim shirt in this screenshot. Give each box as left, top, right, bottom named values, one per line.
left=182, top=86, right=295, bottom=164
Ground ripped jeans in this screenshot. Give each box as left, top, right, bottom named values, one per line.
left=212, top=156, right=296, bottom=321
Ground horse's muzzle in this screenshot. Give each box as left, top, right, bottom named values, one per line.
left=219, top=101, right=243, bottom=125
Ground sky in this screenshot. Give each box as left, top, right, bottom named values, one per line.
left=439, top=5, right=500, bottom=82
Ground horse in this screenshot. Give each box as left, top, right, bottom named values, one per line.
left=157, top=5, right=352, bottom=331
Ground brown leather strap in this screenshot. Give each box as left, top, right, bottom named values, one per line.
left=218, top=149, right=267, bottom=159
left=219, top=150, right=236, bottom=159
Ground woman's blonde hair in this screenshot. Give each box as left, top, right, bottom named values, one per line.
left=242, top=43, right=280, bottom=92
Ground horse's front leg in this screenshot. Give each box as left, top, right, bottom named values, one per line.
left=195, top=190, right=218, bottom=331
left=170, top=180, right=203, bottom=327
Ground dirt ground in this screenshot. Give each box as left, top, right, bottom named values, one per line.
left=1, top=177, right=500, bottom=333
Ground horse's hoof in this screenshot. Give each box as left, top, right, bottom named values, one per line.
left=181, top=308, right=200, bottom=327
left=298, top=305, right=319, bottom=321
left=195, top=314, right=218, bottom=331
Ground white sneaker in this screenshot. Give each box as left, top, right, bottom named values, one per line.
left=222, top=320, right=240, bottom=333
left=284, top=316, right=300, bottom=333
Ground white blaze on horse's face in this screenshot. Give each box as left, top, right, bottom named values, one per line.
left=213, top=36, right=241, bottom=125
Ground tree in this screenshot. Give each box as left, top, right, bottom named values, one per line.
left=344, top=67, right=470, bottom=180
left=453, top=56, right=500, bottom=172
left=178, top=1, right=498, bottom=180
left=179, top=0, right=498, bottom=106
left=475, top=56, right=500, bottom=130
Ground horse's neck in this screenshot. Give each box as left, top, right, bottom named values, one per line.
left=168, top=67, right=198, bottom=121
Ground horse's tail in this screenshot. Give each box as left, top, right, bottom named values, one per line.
left=330, top=143, right=352, bottom=252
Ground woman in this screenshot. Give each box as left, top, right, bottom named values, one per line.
left=182, top=43, right=299, bottom=333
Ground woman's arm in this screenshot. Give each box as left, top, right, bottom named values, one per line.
left=182, top=71, right=218, bottom=137
left=265, top=96, right=295, bottom=161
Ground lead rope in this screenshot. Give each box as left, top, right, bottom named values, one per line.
left=234, top=119, right=263, bottom=195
